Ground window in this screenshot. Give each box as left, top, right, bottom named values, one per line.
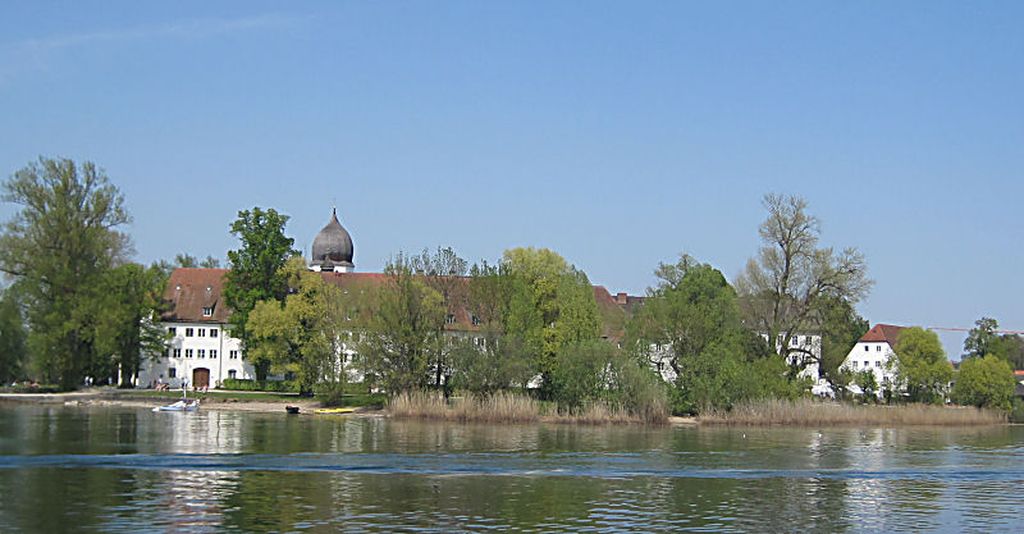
left=876, top=345, right=881, bottom=352
left=202, top=306, right=213, bottom=317
left=445, top=314, right=456, bottom=325
left=168, top=327, right=177, bottom=336
left=185, top=349, right=193, bottom=358
left=197, top=328, right=206, bottom=337
left=864, top=361, right=869, bottom=368
left=173, top=349, right=181, bottom=358
left=228, top=370, right=236, bottom=379
left=210, top=329, right=218, bottom=338
left=198, top=349, right=205, bottom=358
left=874, top=361, right=881, bottom=368
left=166, top=348, right=173, bottom=359
left=185, top=328, right=194, bottom=337
left=230, top=350, right=239, bottom=360
left=471, top=314, right=481, bottom=326
left=210, top=349, right=217, bottom=359
left=852, top=361, right=858, bottom=369
left=169, top=368, right=177, bottom=378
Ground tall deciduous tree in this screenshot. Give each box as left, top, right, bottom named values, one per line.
left=626, top=254, right=793, bottom=414
left=0, top=288, right=28, bottom=383
left=736, top=194, right=872, bottom=376
left=951, top=355, right=1015, bottom=411
left=358, top=254, right=445, bottom=394
left=962, top=317, right=1024, bottom=369
left=409, top=246, right=468, bottom=389
left=94, top=263, right=169, bottom=387
left=818, top=295, right=870, bottom=396
left=0, top=158, right=130, bottom=389
left=963, top=317, right=1000, bottom=359
left=223, top=207, right=298, bottom=380
left=890, top=327, right=953, bottom=404
left=247, top=258, right=353, bottom=397
left=501, top=247, right=600, bottom=391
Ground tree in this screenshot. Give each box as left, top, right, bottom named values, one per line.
left=626, top=254, right=796, bottom=414
left=0, top=157, right=130, bottom=389
left=358, top=254, right=445, bottom=394
left=963, top=317, right=1000, bottom=359
left=222, top=207, right=298, bottom=380
left=501, top=247, right=601, bottom=391
left=853, top=370, right=878, bottom=403
left=199, top=256, right=221, bottom=269
left=448, top=333, right=532, bottom=397
left=0, top=289, right=28, bottom=383
left=174, top=253, right=198, bottom=268
left=951, top=355, right=1015, bottom=411
left=818, top=296, right=869, bottom=397
left=409, top=246, right=468, bottom=389
left=627, top=255, right=744, bottom=378
left=93, top=263, right=169, bottom=387
left=736, top=194, right=872, bottom=377
left=963, top=317, right=1024, bottom=369
left=890, top=327, right=953, bottom=404
left=991, top=335, right=1024, bottom=370
left=247, top=258, right=354, bottom=397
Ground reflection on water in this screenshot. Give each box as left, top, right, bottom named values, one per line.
left=0, top=406, right=1022, bottom=532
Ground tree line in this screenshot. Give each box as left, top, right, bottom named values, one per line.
left=0, top=157, right=1018, bottom=416
left=0, top=158, right=224, bottom=389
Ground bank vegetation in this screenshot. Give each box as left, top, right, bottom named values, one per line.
left=700, top=398, right=1006, bottom=426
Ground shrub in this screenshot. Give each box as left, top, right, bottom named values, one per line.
left=1010, top=398, right=1024, bottom=424
left=951, top=355, right=1015, bottom=411
left=220, top=378, right=299, bottom=393
left=314, top=381, right=346, bottom=407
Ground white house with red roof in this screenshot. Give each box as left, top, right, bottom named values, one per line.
left=841, top=323, right=906, bottom=396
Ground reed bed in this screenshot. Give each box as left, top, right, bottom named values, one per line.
left=388, top=391, right=540, bottom=423
left=387, top=391, right=669, bottom=425
left=700, top=398, right=1007, bottom=426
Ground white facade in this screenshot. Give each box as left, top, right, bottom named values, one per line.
left=841, top=340, right=898, bottom=396
left=138, top=321, right=252, bottom=389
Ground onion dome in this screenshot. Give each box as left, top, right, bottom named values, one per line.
left=310, top=208, right=354, bottom=270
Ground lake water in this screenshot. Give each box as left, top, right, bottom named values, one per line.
left=0, top=405, right=1021, bottom=532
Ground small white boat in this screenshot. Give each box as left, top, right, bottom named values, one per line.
left=153, top=399, right=199, bottom=412
left=153, top=385, right=200, bottom=412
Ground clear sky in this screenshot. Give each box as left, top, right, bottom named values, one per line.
left=1, top=1, right=1022, bottom=357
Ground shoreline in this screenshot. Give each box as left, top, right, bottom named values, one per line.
left=0, top=392, right=1010, bottom=427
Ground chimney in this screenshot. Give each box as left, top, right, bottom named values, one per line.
left=616, top=292, right=628, bottom=305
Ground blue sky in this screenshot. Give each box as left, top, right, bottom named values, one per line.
left=1, top=1, right=1022, bottom=357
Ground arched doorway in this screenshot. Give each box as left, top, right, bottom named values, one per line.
left=193, top=368, right=210, bottom=390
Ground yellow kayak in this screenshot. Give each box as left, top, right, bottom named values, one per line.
left=314, top=407, right=356, bottom=415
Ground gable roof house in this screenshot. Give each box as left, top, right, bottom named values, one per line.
left=841, top=323, right=907, bottom=397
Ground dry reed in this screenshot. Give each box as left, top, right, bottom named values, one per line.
left=388, top=391, right=540, bottom=423
left=387, top=391, right=669, bottom=425
left=700, top=398, right=1007, bottom=426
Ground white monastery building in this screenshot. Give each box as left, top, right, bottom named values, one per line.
left=840, top=323, right=905, bottom=396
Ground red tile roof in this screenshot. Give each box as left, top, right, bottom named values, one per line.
left=162, top=268, right=231, bottom=323
left=859, top=324, right=907, bottom=346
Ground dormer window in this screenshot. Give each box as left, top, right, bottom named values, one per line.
left=202, top=306, right=213, bottom=317
left=471, top=314, right=481, bottom=326
left=445, top=314, right=456, bottom=325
